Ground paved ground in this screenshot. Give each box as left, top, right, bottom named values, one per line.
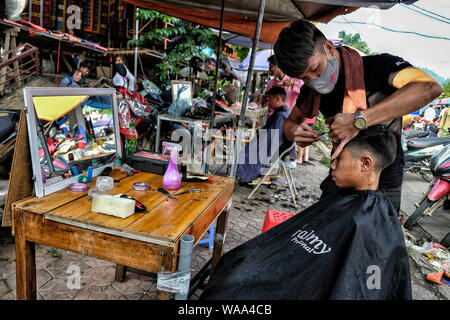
left=0, top=146, right=449, bottom=300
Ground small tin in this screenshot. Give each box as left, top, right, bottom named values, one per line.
left=69, top=183, right=88, bottom=192
left=133, top=182, right=149, bottom=191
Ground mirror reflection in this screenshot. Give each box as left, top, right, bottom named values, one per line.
left=33, top=94, right=117, bottom=185
left=171, top=80, right=193, bottom=106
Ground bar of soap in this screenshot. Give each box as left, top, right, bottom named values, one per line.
left=92, top=194, right=135, bottom=218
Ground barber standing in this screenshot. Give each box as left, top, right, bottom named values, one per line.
left=274, top=20, right=442, bottom=215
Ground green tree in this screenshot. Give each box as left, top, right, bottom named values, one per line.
left=439, top=81, right=450, bottom=99
left=338, top=31, right=373, bottom=55
left=230, top=45, right=250, bottom=62
left=128, top=9, right=220, bottom=87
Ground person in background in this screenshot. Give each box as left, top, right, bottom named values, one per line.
left=59, top=69, right=82, bottom=87
left=236, top=86, right=295, bottom=189
left=113, top=63, right=135, bottom=92
left=424, top=105, right=437, bottom=123
left=264, top=55, right=304, bottom=165
left=297, top=116, right=315, bottom=165
left=78, top=61, right=91, bottom=87
left=114, top=55, right=135, bottom=92
left=439, top=106, right=450, bottom=136
left=264, top=55, right=304, bottom=110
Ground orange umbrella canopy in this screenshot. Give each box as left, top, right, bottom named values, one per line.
left=123, top=0, right=365, bottom=43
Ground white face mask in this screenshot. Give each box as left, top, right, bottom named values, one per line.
left=306, top=45, right=339, bottom=94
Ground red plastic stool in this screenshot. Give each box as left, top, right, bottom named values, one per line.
left=261, top=210, right=296, bottom=233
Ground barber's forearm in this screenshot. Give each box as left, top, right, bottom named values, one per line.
left=362, top=81, right=442, bottom=127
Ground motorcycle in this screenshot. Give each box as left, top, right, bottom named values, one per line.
left=402, top=133, right=450, bottom=182
left=404, top=143, right=450, bottom=248
left=0, top=109, right=20, bottom=213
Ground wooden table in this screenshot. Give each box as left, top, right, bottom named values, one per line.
left=12, top=169, right=234, bottom=300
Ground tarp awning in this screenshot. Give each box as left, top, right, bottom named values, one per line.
left=33, top=96, right=88, bottom=121
left=123, top=0, right=418, bottom=43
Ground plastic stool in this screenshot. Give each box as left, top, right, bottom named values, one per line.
left=198, top=221, right=215, bottom=249
left=261, top=210, right=295, bottom=233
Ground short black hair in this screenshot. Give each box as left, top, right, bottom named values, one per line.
left=71, top=69, right=82, bottom=76
left=266, top=86, right=286, bottom=102
left=267, top=55, right=276, bottom=65
left=345, top=126, right=397, bottom=172
left=115, top=54, right=126, bottom=64
left=274, top=19, right=327, bottom=78
left=79, top=61, right=90, bottom=69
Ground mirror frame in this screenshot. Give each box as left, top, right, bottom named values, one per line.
left=23, top=87, right=122, bottom=198
left=171, top=80, right=193, bottom=106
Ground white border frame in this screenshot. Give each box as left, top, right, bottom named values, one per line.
left=23, top=87, right=122, bottom=198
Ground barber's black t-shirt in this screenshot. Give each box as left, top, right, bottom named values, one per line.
left=300, top=53, right=413, bottom=189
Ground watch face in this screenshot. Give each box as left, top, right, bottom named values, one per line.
left=355, top=118, right=367, bottom=129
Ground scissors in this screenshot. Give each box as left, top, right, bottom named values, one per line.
left=174, top=188, right=204, bottom=196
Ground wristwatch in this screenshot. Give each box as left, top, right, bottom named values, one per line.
left=354, top=111, right=368, bottom=130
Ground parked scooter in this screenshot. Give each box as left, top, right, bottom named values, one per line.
left=402, top=133, right=450, bottom=182
left=404, top=143, right=450, bottom=248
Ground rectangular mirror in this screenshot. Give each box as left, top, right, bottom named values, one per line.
left=171, top=80, right=193, bottom=106
left=23, top=87, right=121, bottom=197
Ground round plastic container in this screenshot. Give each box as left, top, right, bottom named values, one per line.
left=69, top=183, right=88, bottom=192
left=133, top=182, right=149, bottom=191
left=96, top=176, right=114, bottom=191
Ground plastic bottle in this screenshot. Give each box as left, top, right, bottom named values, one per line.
left=92, top=158, right=99, bottom=169
left=114, top=159, right=122, bottom=169
left=162, top=142, right=182, bottom=190
left=124, top=122, right=138, bottom=156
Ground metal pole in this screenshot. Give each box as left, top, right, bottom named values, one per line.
left=229, top=0, right=266, bottom=178
left=204, top=0, right=225, bottom=174
left=174, top=234, right=194, bottom=300
left=134, top=10, right=139, bottom=79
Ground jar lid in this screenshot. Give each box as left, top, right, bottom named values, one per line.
left=69, top=183, right=88, bottom=192
left=133, top=182, right=149, bottom=191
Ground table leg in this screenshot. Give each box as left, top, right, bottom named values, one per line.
left=211, top=200, right=231, bottom=273
left=114, top=264, right=127, bottom=282
left=14, top=213, right=37, bottom=300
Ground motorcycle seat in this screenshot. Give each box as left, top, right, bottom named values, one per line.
left=407, top=137, right=450, bottom=149
left=402, top=130, right=430, bottom=139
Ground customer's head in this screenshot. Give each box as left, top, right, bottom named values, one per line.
left=330, top=126, right=397, bottom=190
left=266, top=86, right=286, bottom=109
left=71, top=69, right=82, bottom=83
left=274, top=19, right=336, bottom=83
left=267, top=55, right=284, bottom=79
left=79, top=61, right=90, bottom=77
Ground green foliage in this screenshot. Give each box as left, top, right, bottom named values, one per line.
left=338, top=31, right=372, bottom=55
left=439, top=81, right=450, bottom=99
left=230, top=45, right=250, bottom=62
left=320, top=156, right=331, bottom=168
left=313, top=112, right=330, bottom=136
left=128, top=9, right=220, bottom=87
left=135, top=8, right=180, bottom=24
left=48, top=248, right=63, bottom=259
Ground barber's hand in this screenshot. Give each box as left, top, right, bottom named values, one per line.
left=285, top=119, right=321, bottom=148
left=326, top=113, right=360, bottom=160
left=283, top=79, right=294, bottom=87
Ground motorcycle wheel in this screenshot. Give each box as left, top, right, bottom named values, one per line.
left=404, top=198, right=433, bottom=229
left=440, top=232, right=450, bottom=248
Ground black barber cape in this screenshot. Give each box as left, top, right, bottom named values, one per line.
left=200, top=189, right=412, bottom=300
